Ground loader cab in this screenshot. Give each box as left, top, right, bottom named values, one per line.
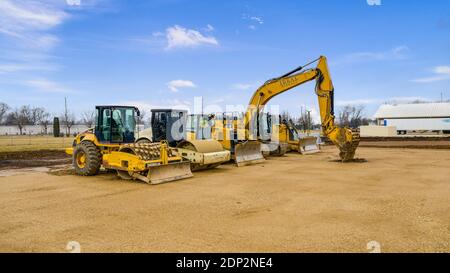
left=151, top=109, right=187, bottom=146
left=95, top=106, right=139, bottom=144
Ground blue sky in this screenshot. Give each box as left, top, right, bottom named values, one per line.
left=0, top=0, right=449, bottom=121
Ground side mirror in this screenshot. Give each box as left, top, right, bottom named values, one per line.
left=136, top=109, right=140, bottom=117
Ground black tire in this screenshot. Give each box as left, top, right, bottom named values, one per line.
left=73, top=141, right=102, bottom=176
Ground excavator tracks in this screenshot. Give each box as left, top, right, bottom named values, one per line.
left=339, top=129, right=360, bottom=162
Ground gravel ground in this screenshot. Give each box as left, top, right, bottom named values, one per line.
left=0, top=146, right=449, bottom=253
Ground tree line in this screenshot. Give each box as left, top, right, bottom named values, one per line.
left=0, top=101, right=374, bottom=136
left=280, top=104, right=374, bottom=131
left=0, top=102, right=96, bottom=135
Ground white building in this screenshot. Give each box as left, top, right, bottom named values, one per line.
left=373, top=102, right=450, bottom=134
left=0, top=125, right=90, bottom=136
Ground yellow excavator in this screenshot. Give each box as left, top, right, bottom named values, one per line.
left=259, top=114, right=320, bottom=156
left=213, top=56, right=359, bottom=162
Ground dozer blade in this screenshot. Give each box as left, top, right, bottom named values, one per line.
left=116, top=162, right=193, bottom=185
left=298, top=136, right=320, bottom=154
left=145, top=162, right=193, bottom=185
left=234, top=141, right=265, bottom=167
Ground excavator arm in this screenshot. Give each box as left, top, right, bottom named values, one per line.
left=244, top=56, right=360, bottom=162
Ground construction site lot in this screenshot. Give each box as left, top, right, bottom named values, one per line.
left=0, top=144, right=449, bottom=253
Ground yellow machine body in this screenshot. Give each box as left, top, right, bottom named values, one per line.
left=66, top=130, right=193, bottom=184
left=241, top=56, right=359, bottom=161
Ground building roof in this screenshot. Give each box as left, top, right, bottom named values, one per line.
left=374, top=103, right=450, bottom=119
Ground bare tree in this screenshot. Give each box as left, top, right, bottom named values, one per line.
left=11, top=105, right=32, bottom=134
left=0, top=102, right=9, bottom=125
left=338, top=104, right=366, bottom=128
left=61, top=112, right=76, bottom=136
left=280, top=111, right=291, bottom=123
left=81, top=110, right=95, bottom=128
left=137, top=110, right=147, bottom=126
left=297, top=109, right=313, bottom=131
left=39, top=111, right=51, bottom=134
left=30, top=107, right=45, bottom=125
left=61, top=97, right=75, bottom=136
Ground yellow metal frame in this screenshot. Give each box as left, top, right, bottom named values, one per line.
left=66, top=131, right=184, bottom=172
left=205, top=56, right=357, bottom=160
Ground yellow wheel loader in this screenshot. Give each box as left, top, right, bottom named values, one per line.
left=66, top=106, right=193, bottom=184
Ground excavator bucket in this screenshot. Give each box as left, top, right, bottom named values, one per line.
left=298, top=136, right=320, bottom=154
left=338, top=129, right=360, bottom=162
left=234, top=141, right=265, bottom=167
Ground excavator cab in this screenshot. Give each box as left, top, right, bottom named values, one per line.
left=94, top=105, right=139, bottom=144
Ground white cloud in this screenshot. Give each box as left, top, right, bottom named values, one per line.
left=384, top=96, right=432, bottom=104
left=204, top=24, right=214, bottom=32
left=167, top=79, right=196, bottom=92
left=66, top=0, right=81, bottom=6
left=242, top=14, right=264, bottom=30
left=165, top=25, right=218, bottom=49
left=24, top=78, right=70, bottom=93
left=0, top=0, right=68, bottom=43
left=339, top=46, right=410, bottom=63
left=120, top=100, right=192, bottom=113
left=0, top=62, right=57, bottom=73
left=231, top=83, right=256, bottom=91
left=412, top=65, right=450, bottom=83
left=250, top=16, right=264, bottom=25
left=0, top=64, right=31, bottom=73
left=0, top=0, right=72, bottom=79
left=337, top=96, right=435, bottom=106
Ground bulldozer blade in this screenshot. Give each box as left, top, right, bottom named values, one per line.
left=234, top=141, right=265, bottom=167
left=298, top=136, right=320, bottom=154
left=146, top=161, right=193, bottom=185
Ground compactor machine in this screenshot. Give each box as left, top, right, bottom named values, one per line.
left=134, top=109, right=230, bottom=171
left=66, top=106, right=192, bottom=184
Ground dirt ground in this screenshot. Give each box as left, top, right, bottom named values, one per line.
left=0, top=146, right=449, bottom=253
left=359, top=140, right=450, bottom=149
left=0, top=150, right=70, bottom=170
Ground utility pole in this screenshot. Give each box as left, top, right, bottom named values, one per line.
left=306, top=110, right=311, bottom=136
left=64, top=97, right=68, bottom=135
left=441, top=92, right=443, bottom=103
